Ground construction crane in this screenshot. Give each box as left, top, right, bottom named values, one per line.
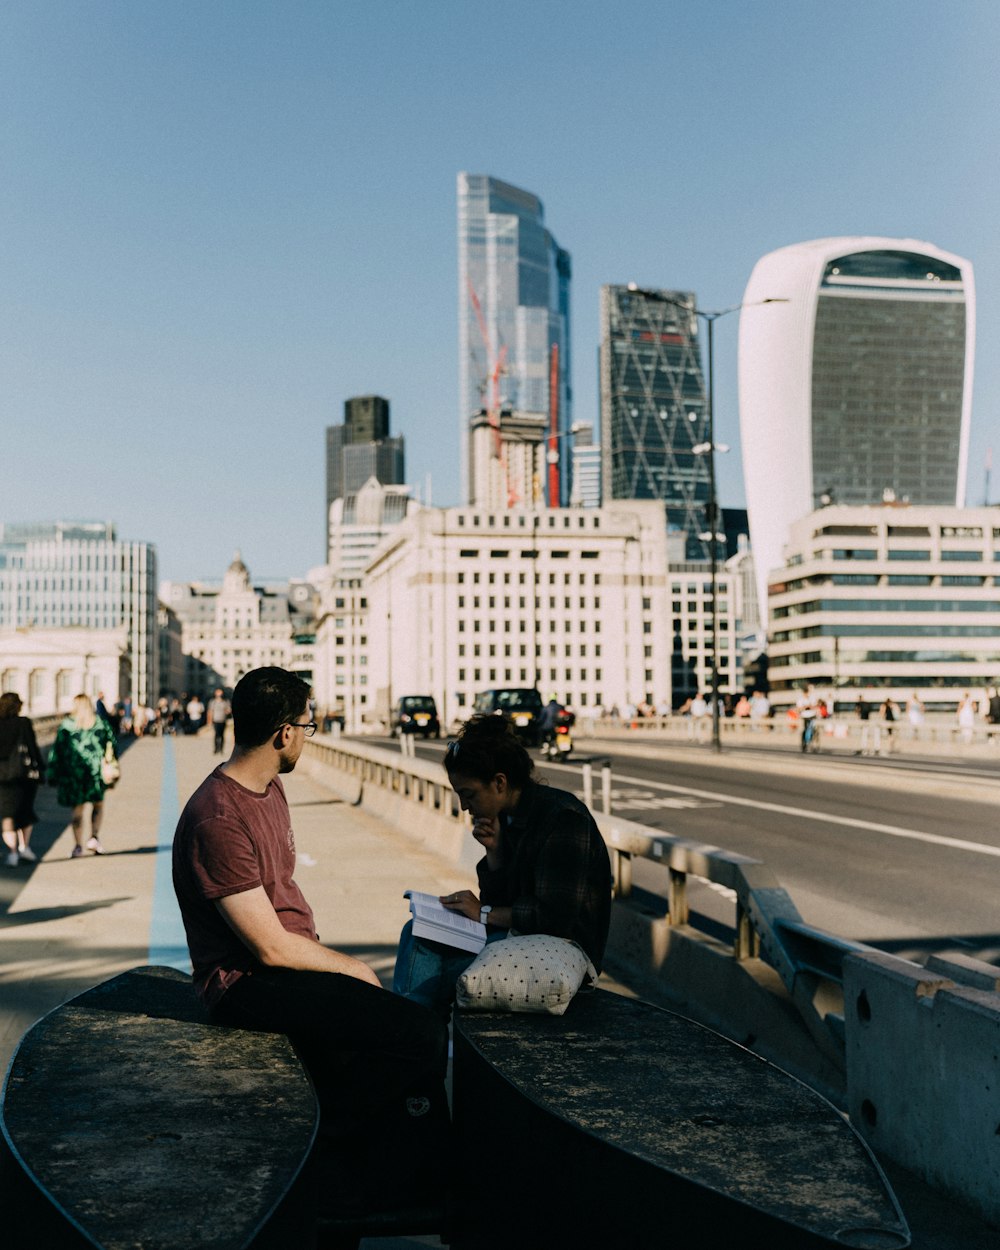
left=467, top=279, right=519, bottom=507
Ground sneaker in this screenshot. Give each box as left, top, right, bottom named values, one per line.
left=71, top=845, right=84, bottom=858
left=85, top=837, right=105, bottom=855
left=17, top=846, right=37, bottom=863
left=4, top=850, right=18, bottom=868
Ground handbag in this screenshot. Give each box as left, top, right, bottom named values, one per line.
left=0, top=727, right=40, bottom=784
left=101, top=742, right=121, bottom=787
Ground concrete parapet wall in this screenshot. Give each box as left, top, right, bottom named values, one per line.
left=845, top=949, right=1000, bottom=1226
left=607, top=899, right=847, bottom=1104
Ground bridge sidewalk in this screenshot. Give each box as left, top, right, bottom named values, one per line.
left=1, top=733, right=993, bottom=1248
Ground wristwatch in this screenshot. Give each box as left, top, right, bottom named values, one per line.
left=479, top=904, right=493, bottom=926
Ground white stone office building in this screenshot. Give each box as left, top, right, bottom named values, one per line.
left=327, top=478, right=415, bottom=576
left=312, top=575, right=370, bottom=732
left=0, top=627, right=129, bottom=716
left=0, top=521, right=157, bottom=703
left=161, top=554, right=317, bottom=695
left=361, top=500, right=672, bottom=729
left=668, top=565, right=741, bottom=706
left=767, top=505, right=1000, bottom=712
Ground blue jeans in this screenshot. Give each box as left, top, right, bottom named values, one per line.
left=393, top=920, right=507, bottom=1018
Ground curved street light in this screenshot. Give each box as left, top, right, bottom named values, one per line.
left=626, top=285, right=787, bottom=750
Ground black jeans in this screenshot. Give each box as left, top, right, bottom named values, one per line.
left=213, top=967, right=452, bottom=1210
left=212, top=721, right=226, bottom=753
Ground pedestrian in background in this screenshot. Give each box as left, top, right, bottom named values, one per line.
left=957, top=692, right=977, bottom=746
left=207, top=688, right=231, bottom=755
left=186, top=693, right=206, bottom=735
left=0, top=693, right=43, bottom=868
left=48, top=694, right=117, bottom=857
left=879, top=696, right=898, bottom=755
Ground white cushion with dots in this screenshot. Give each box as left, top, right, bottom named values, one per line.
left=455, top=934, right=597, bottom=1015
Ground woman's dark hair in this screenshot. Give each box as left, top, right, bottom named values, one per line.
left=0, top=692, right=22, bottom=719
left=231, top=667, right=311, bottom=748
left=444, top=714, right=535, bottom=789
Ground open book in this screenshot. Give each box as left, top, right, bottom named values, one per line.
left=404, top=890, right=487, bottom=954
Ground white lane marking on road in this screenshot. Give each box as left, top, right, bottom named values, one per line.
left=609, top=770, right=1000, bottom=860
left=607, top=789, right=720, bottom=812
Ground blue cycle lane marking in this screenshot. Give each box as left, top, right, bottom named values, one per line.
left=148, top=735, right=192, bottom=972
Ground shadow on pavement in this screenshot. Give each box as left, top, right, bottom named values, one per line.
left=0, top=899, right=133, bottom=929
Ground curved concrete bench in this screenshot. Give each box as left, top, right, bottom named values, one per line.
left=0, top=965, right=318, bottom=1250
left=452, top=989, right=911, bottom=1250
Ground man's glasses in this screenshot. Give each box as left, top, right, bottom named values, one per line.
left=445, top=740, right=460, bottom=761
left=286, top=720, right=317, bottom=737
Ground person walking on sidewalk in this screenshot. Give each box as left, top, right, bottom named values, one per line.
left=47, top=694, right=117, bottom=857
left=207, top=688, right=231, bottom=755
left=0, top=693, right=43, bottom=868
left=172, top=666, right=451, bottom=1220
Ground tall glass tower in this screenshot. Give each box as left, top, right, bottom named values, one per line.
left=457, top=174, right=571, bottom=505
left=599, top=284, right=711, bottom=559
left=738, top=236, right=975, bottom=620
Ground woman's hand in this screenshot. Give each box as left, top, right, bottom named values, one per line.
left=472, top=816, right=501, bottom=853
left=439, top=889, right=481, bottom=920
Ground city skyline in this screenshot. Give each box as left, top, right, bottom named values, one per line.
left=2, top=3, right=997, bottom=581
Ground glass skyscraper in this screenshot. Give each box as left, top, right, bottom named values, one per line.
left=325, top=395, right=405, bottom=553
left=738, top=236, right=975, bottom=621
left=457, top=174, right=571, bottom=505
left=599, top=284, right=711, bottom=559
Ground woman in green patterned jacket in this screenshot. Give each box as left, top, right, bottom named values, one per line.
left=48, top=694, right=117, bottom=857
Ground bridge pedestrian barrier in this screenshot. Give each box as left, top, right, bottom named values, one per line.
left=574, top=713, right=1000, bottom=758
left=300, top=733, right=1000, bottom=1228
left=845, top=950, right=1000, bottom=1228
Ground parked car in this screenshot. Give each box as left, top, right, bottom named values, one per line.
left=392, top=695, right=441, bottom=739
left=472, top=687, right=544, bottom=746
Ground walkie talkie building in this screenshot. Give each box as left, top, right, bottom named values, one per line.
left=738, top=236, right=975, bottom=621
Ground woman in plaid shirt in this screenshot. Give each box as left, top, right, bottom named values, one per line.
left=393, top=714, right=612, bottom=1016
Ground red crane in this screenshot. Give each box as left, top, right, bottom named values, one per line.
left=467, top=279, right=519, bottom=507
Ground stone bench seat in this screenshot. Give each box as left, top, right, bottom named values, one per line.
left=1, top=965, right=319, bottom=1250
left=451, top=988, right=911, bottom=1250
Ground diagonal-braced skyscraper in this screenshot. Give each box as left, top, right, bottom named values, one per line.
left=599, top=284, right=711, bottom=559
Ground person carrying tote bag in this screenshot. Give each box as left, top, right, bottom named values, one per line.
left=0, top=693, right=43, bottom=868
left=47, top=693, right=117, bottom=858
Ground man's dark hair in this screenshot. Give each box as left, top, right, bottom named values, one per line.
left=231, top=667, right=311, bottom=748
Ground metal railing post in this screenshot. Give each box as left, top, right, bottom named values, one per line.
left=614, top=850, right=632, bottom=898
left=582, top=761, right=593, bottom=811
left=601, top=762, right=612, bottom=815
left=667, top=868, right=689, bottom=926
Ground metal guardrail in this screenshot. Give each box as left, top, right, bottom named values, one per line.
left=303, top=734, right=870, bottom=1068
left=575, top=713, right=1000, bottom=756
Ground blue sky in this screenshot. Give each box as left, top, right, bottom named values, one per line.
left=3, top=1, right=997, bottom=582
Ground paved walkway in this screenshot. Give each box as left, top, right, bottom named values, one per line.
left=1, top=733, right=995, bottom=1248
left=0, top=732, right=471, bottom=1249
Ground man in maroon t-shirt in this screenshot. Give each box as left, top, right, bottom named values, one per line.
left=172, top=666, right=450, bottom=1218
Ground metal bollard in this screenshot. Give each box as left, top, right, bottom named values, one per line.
left=614, top=849, right=632, bottom=898
left=601, top=762, right=612, bottom=815
left=582, top=762, right=593, bottom=810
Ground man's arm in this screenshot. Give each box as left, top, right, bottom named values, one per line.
left=215, top=887, right=381, bottom=987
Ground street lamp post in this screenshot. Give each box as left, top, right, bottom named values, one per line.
left=626, top=286, right=786, bottom=751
